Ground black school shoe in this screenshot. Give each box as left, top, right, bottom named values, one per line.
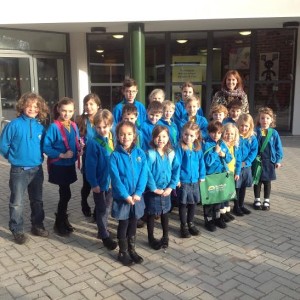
left=13, top=232, right=28, bottom=244
left=232, top=207, right=244, bottom=216
left=188, top=222, right=200, bottom=236
left=205, top=220, right=216, bottom=232
left=215, top=217, right=227, bottom=229
left=102, top=237, right=118, bottom=250
left=31, top=226, right=49, bottom=237
left=226, top=212, right=235, bottom=221
left=221, top=213, right=230, bottom=223
left=241, top=206, right=251, bottom=214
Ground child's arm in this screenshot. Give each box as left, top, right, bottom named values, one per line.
left=244, top=136, right=258, bottom=167
left=85, top=140, right=100, bottom=192
left=198, top=150, right=206, bottom=181
left=0, top=122, right=14, bottom=159
left=132, top=150, right=149, bottom=198
left=274, top=130, right=284, bottom=168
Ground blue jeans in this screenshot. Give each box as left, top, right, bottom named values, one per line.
left=93, top=190, right=112, bottom=239
left=9, top=165, right=45, bottom=233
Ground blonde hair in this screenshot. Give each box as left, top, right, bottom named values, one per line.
left=209, top=104, right=228, bottom=119
left=162, top=100, right=175, bottom=111
left=256, top=107, right=276, bottom=128
left=94, top=109, right=114, bottom=126
left=180, top=121, right=202, bottom=151
left=222, top=123, right=239, bottom=147
left=185, top=96, right=200, bottom=108
left=148, top=88, right=165, bottom=103
left=237, top=113, right=255, bottom=139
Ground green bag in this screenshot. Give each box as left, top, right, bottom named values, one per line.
left=200, top=171, right=237, bottom=205
left=251, top=155, right=262, bottom=185
left=251, top=128, right=273, bottom=185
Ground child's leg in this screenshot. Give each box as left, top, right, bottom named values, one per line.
left=233, top=188, right=244, bottom=216
left=187, top=203, right=199, bottom=235
left=54, top=184, right=72, bottom=236
left=238, top=187, right=251, bottom=214
left=203, top=204, right=216, bottom=232
left=117, top=219, right=134, bottom=266
left=147, top=214, right=161, bottom=250
left=262, top=181, right=271, bottom=210
left=224, top=200, right=235, bottom=221
left=161, top=213, right=169, bottom=248
left=253, top=182, right=262, bottom=210
left=214, top=203, right=227, bottom=229
left=179, top=203, right=191, bottom=238
left=81, top=172, right=92, bottom=216
left=220, top=201, right=230, bottom=222
left=94, top=190, right=117, bottom=250
left=127, top=217, right=143, bottom=263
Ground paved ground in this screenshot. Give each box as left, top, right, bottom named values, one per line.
left=0, top=136, right=299, bottom=300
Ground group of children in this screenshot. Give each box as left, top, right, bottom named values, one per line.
left=0, top=73, right=283, bottom=267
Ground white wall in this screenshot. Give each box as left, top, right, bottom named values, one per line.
left=69, top=33, right=89, bottom=115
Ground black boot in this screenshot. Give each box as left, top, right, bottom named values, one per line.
left=180, top=223, right=191, bottom=238
left=128, top=236, right=143, bottom=264
left=118, top=239, right=134, bottom=266
left=148, top=236, right=162, bottom=250
left=54, top=213, right=69, bottom=236
left=64, top=214, right=75, bottom=232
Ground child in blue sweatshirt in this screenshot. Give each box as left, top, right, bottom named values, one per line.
left=85, top=109, right=117, bottom=251
left=110, top=121, right=148, bottom=266
left=175, top=121, right=206, bottom=238
left=141, top=100, right=163, bottom=151
left=43, top=97, right=83, bottom=236
left=0, top=92, right=49, bottom=244
left=202, top=121, right=232, bottom=232
left=145, top=125, right=180, bottom=250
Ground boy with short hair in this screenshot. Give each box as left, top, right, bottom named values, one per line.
left=113, top=78, right=147, bottom=129
left=209, top=104, right=228, bottom=123
left=121, top=103, right=144, bottom=149
left=223, top=99, right=243, bottom=125
left=141, top=100, right=163, bottom=151
left=160, top=100, right=179, bottom=147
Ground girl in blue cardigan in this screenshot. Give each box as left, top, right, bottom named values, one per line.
left=253, top=107, right=283, bottom=211
left=109, top=121, right=148, bottom=266
left=145, top=125, right=180, bottom=250
left=175, top=121, right=206, bottom=238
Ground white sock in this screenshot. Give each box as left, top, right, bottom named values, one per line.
left=264, top=199, right=270, bottom=207
left=254, top=198, right=261, bottom=206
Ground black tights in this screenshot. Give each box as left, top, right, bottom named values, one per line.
left=147, top=213, right=169, bottom=239
left=81, top=173, right=91, bottom=207
left=236, top=187, right=246, bottom=207
left=254, top=181, right=271, bottom=199
left=57, top=184, right=71, bottom=215
left=179, top=203, right=196, bottom=225
left=117, top=218, right=138, bottom=239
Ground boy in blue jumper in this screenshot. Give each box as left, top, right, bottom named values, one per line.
left=141, top=101, right=164, bottom=151
left=0, top=92, right=50, bottom=244
left=113, top=78, right=147, bottom=129
left=223, top=99, right=243, bottom=125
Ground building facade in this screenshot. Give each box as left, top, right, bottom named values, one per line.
left=1, top=1, right=300, bottom=134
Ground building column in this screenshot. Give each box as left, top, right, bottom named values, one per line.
left=128, top=23, right=145, bottom=105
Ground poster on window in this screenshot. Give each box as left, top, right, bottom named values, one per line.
left=229, top=47, right=250, bottom=70
left=259, top=52, right=279, bottom=81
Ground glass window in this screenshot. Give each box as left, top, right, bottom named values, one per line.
left=170, top=32, right=207, bottom=104
left=0, top=29, right=67, bottom=52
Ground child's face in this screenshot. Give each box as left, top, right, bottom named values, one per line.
left=150, top=92, right=164, bottom=103
left=212, top=112, right=225, bottom=122
left=182, top=129, right=198, bottom=146
left=122, top=112, right=137, bottom=124
left=239, top=122, right=250, bottom=136
left=259, top=113, right=272, bottom=129
left=123, top=86, right=138, bottom=103
left=182, top=87, right=193, bottom=101
left=148, top=110, right=162, bottom=125
left=118, top=125, right=135, bottom=150
left=95, top=120, right=112, bottom=138
left=229, top=107, right=242, bottom=121
left=24, top=100, right=39, bottom=118
left=185, top=100, right=199, bottom=117
left=154, top=130, right=169, bottom=150
left=209, top=130, right=222, bottom=142
left=163, top=107, right=174, bottom=120
left=84, top=99, right=99, bottom=117
left=58, top=103, right=75, bottom=121
left=226, top=74, right=238, bottom=91
left=223, top=128, right=236, bottom=144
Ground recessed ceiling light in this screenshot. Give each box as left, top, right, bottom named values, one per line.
left=176, top=39, right=188, bottom=44
left=96, top=49, right=104, bottom=53
left=239, top=31, right=251, bottom=36
left=113, top=34, right=124, bottom=39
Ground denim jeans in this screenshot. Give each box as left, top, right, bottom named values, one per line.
left=9, top=165, right=44, bottom=233
left=93, top=190, right=112, bottom=239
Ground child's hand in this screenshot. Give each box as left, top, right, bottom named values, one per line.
left=132, top=194, right=141, bottom=202
left=215, top=144, right=221, bottom=153
left=92, top=186, right=100, bottom=193
left=276, top=163, right=282, bottom=168
left=154, top=189, right=164, bottom=195
left=162, top=188, right=172, bottom=197
left=126, top=196, right=134, bottom=205
left=177, top=182, right=181, bottom=188
left=234, top=175, right=240, bottom=181
left=60, top=150, right=73, bottom=159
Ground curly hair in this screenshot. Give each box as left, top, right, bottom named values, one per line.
left=16, top=92, right=49, bottom=121
left=256, top=106, right=276, bottom=128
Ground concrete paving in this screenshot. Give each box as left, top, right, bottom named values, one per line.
left=0, top=136, right=299, bottom=300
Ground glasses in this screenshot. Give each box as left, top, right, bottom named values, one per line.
left=125, top=90, right=137, bottom=94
